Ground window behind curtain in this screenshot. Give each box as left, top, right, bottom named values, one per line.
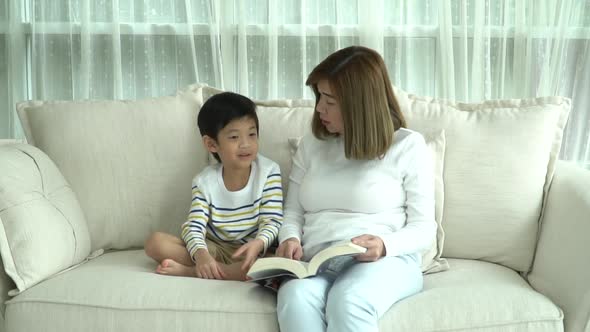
left=1, top=0, right=589, bottom=168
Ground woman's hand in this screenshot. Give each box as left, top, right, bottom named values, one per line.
left=276, top=238, right=303, bottom=260
left=232, top=239, right=264, bottom=271
left=194, top=249, right=227, bottom=279
left=351, top=234, right=386, bottom=262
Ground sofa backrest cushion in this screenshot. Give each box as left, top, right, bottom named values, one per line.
left=0, top=144, right=91, bottom=294
left=395, top=88, right=570, bottom=272
left=17, top=87, right=207, bottom=251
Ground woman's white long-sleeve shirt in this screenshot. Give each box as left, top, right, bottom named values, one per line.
left=278, top=128, right=436, bottom=262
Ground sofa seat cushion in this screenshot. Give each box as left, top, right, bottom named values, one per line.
left=5, top=250, right=279, bottom=332
left=5, top=251, right=562, bottom=332
left=381, top=259, right=563, bottom=331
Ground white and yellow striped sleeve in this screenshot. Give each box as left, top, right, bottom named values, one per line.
left=181, top=182, right=210, bottom=260
left=256, top=164, right=283, bottom=252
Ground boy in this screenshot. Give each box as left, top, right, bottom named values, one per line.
left=144, top=92, right=283, bottom=281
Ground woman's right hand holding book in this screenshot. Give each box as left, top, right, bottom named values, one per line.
left=276, top=238, right=303, bottom=261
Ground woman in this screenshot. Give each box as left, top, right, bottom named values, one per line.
left=276, top=46, right=436, bottom=332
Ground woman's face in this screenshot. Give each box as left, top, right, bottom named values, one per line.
left=316, top=80, right=344, bottom=135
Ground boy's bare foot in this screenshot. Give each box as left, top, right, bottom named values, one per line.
left=156, top=259, right=196, bottom=277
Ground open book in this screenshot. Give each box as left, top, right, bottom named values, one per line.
left=247, top=241, right=366, bottom=284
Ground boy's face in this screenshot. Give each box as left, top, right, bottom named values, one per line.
left=205, top=116, right=259, bottom=170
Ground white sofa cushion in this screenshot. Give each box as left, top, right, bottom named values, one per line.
left=381, top=259, right=562, bottom=331
left=395, top=88, right=570, bottom=272
left=528, top=161, right=590, bottom=332
left=255, top=101, right=315, bottom=192
left=16, top=88, right=207, bottom=251
left=422, top=130, right=449, bottom=274
left=0, top=144, right=91, bottom=294
left=4, top=251, right=562, bottom=332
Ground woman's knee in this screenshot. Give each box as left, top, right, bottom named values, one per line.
left=277, top=280, right=307, bottom=307
left=278, top=278, right=326, bottom=311
left=326, top=290, right=376, bottom=320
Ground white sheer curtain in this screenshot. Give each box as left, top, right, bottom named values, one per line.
left=1, top=0, right=589, bottom=167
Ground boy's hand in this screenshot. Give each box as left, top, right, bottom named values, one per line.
left=194, top=249, right=227, bottom=280
left=232, top=239, right=264, bottom=271
left=276, top=238, right=303, bottom=261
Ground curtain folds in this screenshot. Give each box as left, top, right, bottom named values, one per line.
left=1, top=0, right=589, bottom=167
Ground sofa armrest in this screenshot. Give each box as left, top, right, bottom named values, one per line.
left=0, top=256, right=15, bottom=332
left=0, top=143, right=19, bottom=332
left=528, top=161, right=590, bottom=332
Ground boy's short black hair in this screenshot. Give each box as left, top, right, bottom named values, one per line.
left=197, top=92, right=259, bottom=163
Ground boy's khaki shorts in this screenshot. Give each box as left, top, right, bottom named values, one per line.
left=204, top=237, right=276, bottom=265
left=205, top=237, right=243, bottom=265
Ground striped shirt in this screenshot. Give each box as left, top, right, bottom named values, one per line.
left=182, top=154, right=283, bottom=260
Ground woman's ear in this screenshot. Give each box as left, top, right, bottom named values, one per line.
left=202, top=135, right=218, bottom=153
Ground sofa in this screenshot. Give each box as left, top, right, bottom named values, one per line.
left=0, top=83, right=588, bottom=332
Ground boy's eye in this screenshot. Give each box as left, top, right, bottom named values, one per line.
left=229, top=135, right=239, bottom=139
left=249, top=132, right=258, bottom=137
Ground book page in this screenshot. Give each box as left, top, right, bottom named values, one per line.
left=308, top=241, right=366, bottom=275
left=247, top=257, right=310, bottom=280
left=317, top=255, right=357, bottom=275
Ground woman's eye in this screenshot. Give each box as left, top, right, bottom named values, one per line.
left=323, top=97, right=335, bottom=105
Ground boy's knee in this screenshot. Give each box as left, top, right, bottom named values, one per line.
left=144, top=232, right=164, bottom=257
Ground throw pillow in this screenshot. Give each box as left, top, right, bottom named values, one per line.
left=0, top=144, right=91, bottom=294
left=422, top=130, right=449, bottom=274
left=395, top=87, right=570, bottom=272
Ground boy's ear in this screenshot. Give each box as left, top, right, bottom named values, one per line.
left=202, top=135, right=218, bottom=153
